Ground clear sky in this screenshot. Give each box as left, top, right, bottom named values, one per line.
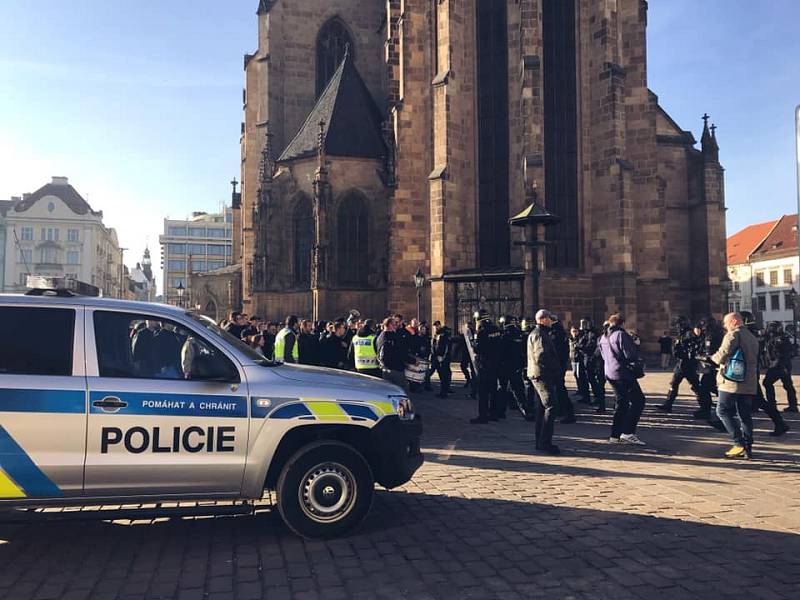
left=1, top=1, right=799, bottom=290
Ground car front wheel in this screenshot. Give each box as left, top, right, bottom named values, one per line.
left=276, top=441, right=374, bottom=539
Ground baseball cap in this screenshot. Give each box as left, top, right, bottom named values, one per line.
left=535, top=309, right=557, bottom=321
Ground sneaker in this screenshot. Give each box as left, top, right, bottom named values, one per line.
left=693, top=409, right=711, bottom=420
left=608, top=436, right=622, bottom=443
left=619, top=433, right=646, bottom=445
left=769, top=423, right=790, bottom=437
left=784, top=406, right=799, bottom=413
left=744, top=446, right=753, bottom=459
left=724, top=445, right=745, bottom=458
left=656, top=403, right=672, bottom=413
left=536, top=444, right=561, bottom=456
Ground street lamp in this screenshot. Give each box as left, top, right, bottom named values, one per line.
left=413, top=267, right=425, bottom=321
left=176, top=281, right=185, bottom=308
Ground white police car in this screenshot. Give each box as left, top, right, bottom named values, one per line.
left=0, top=278, right=422, bottom=538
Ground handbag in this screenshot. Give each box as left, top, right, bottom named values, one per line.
left=607, top=332, right=645, bottom=379
left=723, top=347, right=746, bottom=383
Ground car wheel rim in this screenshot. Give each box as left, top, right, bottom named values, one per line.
left=299, top=462, right=357, bottom=523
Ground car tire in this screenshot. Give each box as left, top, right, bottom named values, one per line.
left=276, top=440, right=374, bottom=539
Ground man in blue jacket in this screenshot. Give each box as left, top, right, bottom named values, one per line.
left=599, top=313, right=647, bottom=445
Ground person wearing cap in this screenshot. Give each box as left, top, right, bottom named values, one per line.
left=527, top=309, right=562, bottom=454
left=470, top=309, right=503, bottom=423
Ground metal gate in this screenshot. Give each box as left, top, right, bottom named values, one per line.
left=455, top=279, right=523, bottom=331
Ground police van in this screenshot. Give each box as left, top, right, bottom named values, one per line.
left=0, top=278, right=423, bottom=538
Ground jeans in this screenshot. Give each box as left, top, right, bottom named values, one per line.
left=716, top=391, right=754, bottom=447
left=531, top=379, right=557, bottom=449
left=608, top=378, right=646, bottom=438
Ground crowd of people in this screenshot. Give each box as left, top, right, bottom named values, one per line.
left=218, top=307, right=795, bottom=460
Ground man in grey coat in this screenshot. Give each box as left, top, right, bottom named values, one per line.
left=527, top=309, right=562, bottom=455
left=710, top=312, right=760, bottom=459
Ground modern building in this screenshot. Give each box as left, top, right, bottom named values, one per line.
left=159, top=208, right=234, bottom=306
left=727, top=215, right=799, bottom=328
left=236, top=0, right=727, bottom=354
left=2, top=177, right=125, bottom=297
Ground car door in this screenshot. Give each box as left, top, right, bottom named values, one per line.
left=0, top=304, right=86, bottom=500
left=83, top=308, right=249, bottom=497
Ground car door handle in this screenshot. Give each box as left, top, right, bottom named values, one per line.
left=92, top=397, right=128, bottom=410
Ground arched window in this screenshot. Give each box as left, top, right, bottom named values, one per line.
left=316, top=18, right=353, bottom=96
left=337, top=193, right=369, bottom=286
left=292, top=195, right=314, bottom=287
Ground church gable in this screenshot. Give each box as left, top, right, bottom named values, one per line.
left=278, top=51, right=386, bottom=162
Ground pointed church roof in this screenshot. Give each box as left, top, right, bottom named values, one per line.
left=278, top=51, right=386, bottom=163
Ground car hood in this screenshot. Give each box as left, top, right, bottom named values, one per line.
left=263, top=363, right=405, bottom=397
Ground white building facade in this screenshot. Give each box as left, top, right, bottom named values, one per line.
left=2, top=177, right=125, bottom=297
left=727, top=215, right=799, bottom=328
left=159, top=209, right=233, bottom=306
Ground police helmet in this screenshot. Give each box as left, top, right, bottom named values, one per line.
left=473, top=308, right=490, bottom=322
left=740, top=311, right=756, bottom=327
left=520, top=318, right=532, bottom=332
left=579, top=318, right=592, bottom=330
left=767, top=321, right=783, bottom=335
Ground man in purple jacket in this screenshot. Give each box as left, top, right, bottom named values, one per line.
left=599, top=313, right=647, bottom=445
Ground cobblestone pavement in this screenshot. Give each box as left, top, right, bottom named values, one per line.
left=1, top=372, right=799, bottom=600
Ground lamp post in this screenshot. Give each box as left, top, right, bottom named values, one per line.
left=413, top=267, right=425, bottom=321
left=176, top=281, right=185, bottom=308
left=509, top=181, right=560, bottom=315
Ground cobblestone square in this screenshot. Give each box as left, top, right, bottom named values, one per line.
left=1, top=371, right=799, bottom=599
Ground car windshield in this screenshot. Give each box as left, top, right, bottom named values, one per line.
left=187, top=312, right=277, bottom=366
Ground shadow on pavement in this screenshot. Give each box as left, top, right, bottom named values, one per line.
left=0, top=490, right=798, bottom=599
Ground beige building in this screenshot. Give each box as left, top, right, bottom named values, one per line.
left=237, top=0, right=727, bottom=353
left=3, top=177, right=125, bottom=297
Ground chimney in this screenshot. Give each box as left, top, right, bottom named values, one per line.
left=51, top=176, right=69, bottom=186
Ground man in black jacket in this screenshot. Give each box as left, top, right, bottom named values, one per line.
left=430, top=322, right=452, bottom=398
left=470, top=310, right=503, bottom=424
left=320, top=322, right=349, bottom=370
left=550, top=318, right=576, bottom=424
left=298, top=319, right=320, bottom=366
left=527, top=309, right=562, bottom=454
left=376, top=317, right=410, bottom=392
left=764, top=322, right=798, bottom=413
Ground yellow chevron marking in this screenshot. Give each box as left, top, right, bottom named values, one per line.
left=371, top=401, right=396, bottom=417
left=0, top=467, right=25, bottom=499
left=304, top=400, right=349, bottom=422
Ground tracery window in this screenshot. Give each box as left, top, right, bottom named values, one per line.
left=316, top=18, right=353, bottom=96
left=292, top=195, right=314, bottom=287
left=337, top=194, right=369, bottom=286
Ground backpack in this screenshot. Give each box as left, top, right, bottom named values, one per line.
left=723, top=347, right=746, bottom=383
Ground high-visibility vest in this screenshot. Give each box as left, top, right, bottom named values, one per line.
left=352, top=334, right=378, bottom=371
left=274, top=327, right=299, bottom=363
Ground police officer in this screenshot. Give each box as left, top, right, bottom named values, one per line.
left=763, top=321, right=799, bottom=413
left=430, top=322, right=452, bottom=398
left=527, top=309, right=562, bottom=454
left=576, top=319, right=607, bottom=413
left=743, top=314, right=790, bottom=436
left=571, top=322, right=591, bottom=403
left=498, top=316, right=534, bottom=420
left=274, top=316, right=300, bottom=364
left=657, top=316, right=702, bottom=413
left=349, top=319, right=380, bottom=378
left=550, top=317, right=576, bottom=424
left=470, top=309, right=503, bottom=424
left=696, top=316, right=724, bottom=423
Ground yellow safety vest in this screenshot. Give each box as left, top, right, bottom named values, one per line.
left=352, top=334, right=378, bottom=371
left=274, top=327, right=299, bottom=363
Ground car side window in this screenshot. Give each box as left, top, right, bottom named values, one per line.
left=0, top=306, right=75, bottom=376
left=93, top=311, right=239, bottom=382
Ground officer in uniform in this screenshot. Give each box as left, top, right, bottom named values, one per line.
left=696, top=316, right=724, bottom=424
left=349, top=319, right=380, bottom=378
left=763, top=321, right=799, bottom=413
left=741, top=314, right=790, bottom=436
left=470, top=309, right=503, bottom=424
left=498, top=316, right=534, bottom=420
left=550, top=317, right=576, bottom=424
left=274, top=316, right=300, bottom=364
left=576, top=319, right=607, bottom=413
left=657, top=316, right=702, bottom=413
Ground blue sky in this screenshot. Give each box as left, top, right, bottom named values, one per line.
left=1, top=1, right=799, bottom=288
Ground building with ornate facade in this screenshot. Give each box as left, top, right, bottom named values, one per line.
left=236, top=0, right=727, bottom=352
left=2, top=177, right=125, bottom=297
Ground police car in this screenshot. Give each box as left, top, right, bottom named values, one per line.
left=0, top=277, right=423, bottom=538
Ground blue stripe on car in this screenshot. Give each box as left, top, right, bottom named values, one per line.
left=270, top=404, right=314, bottom=419
left=89, top=392, right=247, bottom=418
left=0, top=389, right=85, bottom=414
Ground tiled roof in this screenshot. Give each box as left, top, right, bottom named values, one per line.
left=13, top=181, right=99, bottom=216
left=278, top=51, right=386, bottom=162
left=750, top=214, right=799, bottom=260
left=726, top=220, right=778, bottom=265
left=0, top=200, right=14, bottom=217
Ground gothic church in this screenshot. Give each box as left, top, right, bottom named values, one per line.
left=235, top=0, right=727, bottom=353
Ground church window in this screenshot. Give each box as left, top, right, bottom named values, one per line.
left=543, top=0, right=579, bottom=269
left=337, top=194, right=369, bottom=286
left=293, top=195, right=314, bottom=287
left=476, top=0, right=510, bottom=268
left=316, top=18, right=353, bottom=97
